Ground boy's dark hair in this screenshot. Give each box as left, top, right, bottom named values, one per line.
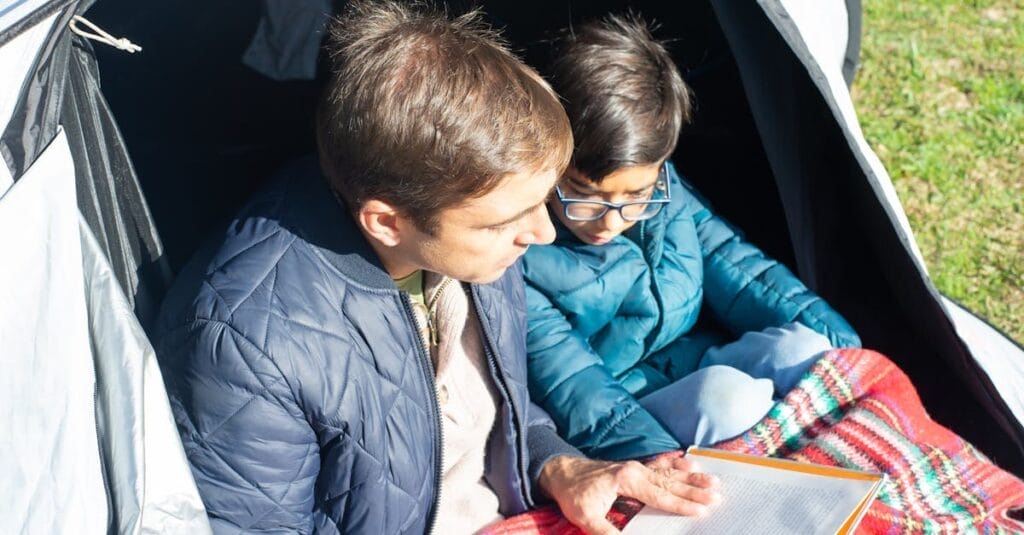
left=316, top=0, right=573, bottom=233
left=549, top=14, right=692, bottom=182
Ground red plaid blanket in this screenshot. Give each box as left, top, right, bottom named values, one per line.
left=482, top=349, right=1024, bottom=534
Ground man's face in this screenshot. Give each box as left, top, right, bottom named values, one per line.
left=395, top=168, right=559, bottom=284
left=551, top=163, right=663, bottom=246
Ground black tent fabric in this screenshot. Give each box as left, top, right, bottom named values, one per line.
left=1, top=0, right=170, bottom=327
left=82, top=0, right=1024, bottom=475
left=63, top=34, right=172, bottom=328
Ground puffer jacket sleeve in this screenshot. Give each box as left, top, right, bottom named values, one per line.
left=525, top=284, right=681, bottom=460
left=159, top=319, right=323, bottom=534
left=681, top=180, right=861, bottom=348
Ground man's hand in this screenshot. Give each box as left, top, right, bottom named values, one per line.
left=538, top=453, right=720, bottom=535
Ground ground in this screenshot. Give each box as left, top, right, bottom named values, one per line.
left=852, top=0, right=1024, bottom=341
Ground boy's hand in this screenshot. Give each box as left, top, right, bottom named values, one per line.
left=538, top=453, right=720, bottom=535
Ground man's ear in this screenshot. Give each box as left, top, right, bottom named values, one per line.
left=357, top=199, right=406, bottom=247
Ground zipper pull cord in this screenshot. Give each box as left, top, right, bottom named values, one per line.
left=69, top=15, right=142, bottom=53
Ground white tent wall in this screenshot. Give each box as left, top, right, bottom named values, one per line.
left=0, top=130, right=108, bottom=533
left=943, top=298, right=1024, bottom=430
left=1, top=1, right=210, bottom=531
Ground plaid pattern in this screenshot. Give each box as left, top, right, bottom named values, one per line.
left=483, top=349, right=1024, bottom=534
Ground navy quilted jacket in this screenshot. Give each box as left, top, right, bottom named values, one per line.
left=155, top=158, right=577, bottom=534
left=523, top=162, right=861, bottom=461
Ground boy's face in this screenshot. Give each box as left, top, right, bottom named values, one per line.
left=551, top=163, right=663, bottom=246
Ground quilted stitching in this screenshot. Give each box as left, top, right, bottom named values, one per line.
left=155, top=164, right=542, bottom=533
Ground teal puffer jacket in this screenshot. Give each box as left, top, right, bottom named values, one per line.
left=522, top=162, right=861, bottom=461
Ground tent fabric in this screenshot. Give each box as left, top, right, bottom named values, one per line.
left=709, top=0, right=1024, bottom=471
left=3, top=0, right=172, bottom=326
left=63, top=33, right=171, bottom=328
left=763, top=0, right=1024, bottom=453
left=0, top=0, right=71, bottom=47
left=841, top=0, right=861, bottom=85
left=0, top=129, right=108, bottom=534
left=0, top=8, right=58, bottom=195
left=943, top=297, right=1024, bottom=429
left=241, top=0, right=331, bottom=81
left=0, top=8, right=56, bottom=159
left=0, top=0, right=74, bottom=181
left=82, top=211, right=211, bottom=534
left=1, top=4, right=209, bottom=532
left=0, top=118, right=209, bottom=535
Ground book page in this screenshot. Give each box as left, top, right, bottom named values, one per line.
left=622, top=451, right=880, bottom=535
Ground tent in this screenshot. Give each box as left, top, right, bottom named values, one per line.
left=0, top=0, right=208, bottom=532
left=2, top=0, right=1021, bottom=530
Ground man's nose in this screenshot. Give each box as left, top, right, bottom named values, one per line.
left=517, top=206, right=556, bottom=246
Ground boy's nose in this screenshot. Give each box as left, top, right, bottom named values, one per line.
left=598, top=208, right=628, bottom=234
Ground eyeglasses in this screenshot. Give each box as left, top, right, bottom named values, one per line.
left=555, top=165, right=671, bottom=222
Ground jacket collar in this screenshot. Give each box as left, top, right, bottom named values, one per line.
left=280, top=157, right=397, bottom=291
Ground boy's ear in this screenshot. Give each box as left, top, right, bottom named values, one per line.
left=357, top=199, right=406, bottom=247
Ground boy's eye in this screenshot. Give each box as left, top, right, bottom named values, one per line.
left=570, top=189, right=605, bottom=201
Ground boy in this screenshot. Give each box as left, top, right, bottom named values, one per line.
left=523, top=15, right=861, bottom=461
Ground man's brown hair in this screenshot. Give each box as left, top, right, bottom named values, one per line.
left=548, top=14, right=692, bottom=182
left=317, top=0, right=573, bottom=232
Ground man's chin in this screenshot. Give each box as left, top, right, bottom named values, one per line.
left=457, top=265, right=511, bottom=285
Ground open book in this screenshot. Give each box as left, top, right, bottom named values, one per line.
left=622, top=447, right=885, bottom=535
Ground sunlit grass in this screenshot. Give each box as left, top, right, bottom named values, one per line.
left=852, top=0, right=1023, bottom=341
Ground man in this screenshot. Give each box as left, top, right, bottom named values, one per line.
left=154, top=2, right=718, bottom=533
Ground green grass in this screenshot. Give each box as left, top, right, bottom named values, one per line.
left=852, top=0, right=1023, bottom=342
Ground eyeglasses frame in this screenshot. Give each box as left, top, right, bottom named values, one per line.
left=554, top=164, right=672, bottom=222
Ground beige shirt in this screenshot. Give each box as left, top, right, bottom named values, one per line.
left=404, top=272, right=504, bottom=534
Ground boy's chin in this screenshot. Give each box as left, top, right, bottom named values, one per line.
left=573, top=230, right=615, bottom=246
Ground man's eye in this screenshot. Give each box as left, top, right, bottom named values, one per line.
left=486, top=222, right=513, bottom=232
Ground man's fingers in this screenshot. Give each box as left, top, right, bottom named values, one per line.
left=618, top=465, right=721, bottom=516
left=675, top=469, right=720, bottom=490
left=646, top=462, right=720, bottom=491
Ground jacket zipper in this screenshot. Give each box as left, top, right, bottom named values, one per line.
left=470, top=286, right=532, bottom=507
left=400, top=293, right=444, bottom=534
